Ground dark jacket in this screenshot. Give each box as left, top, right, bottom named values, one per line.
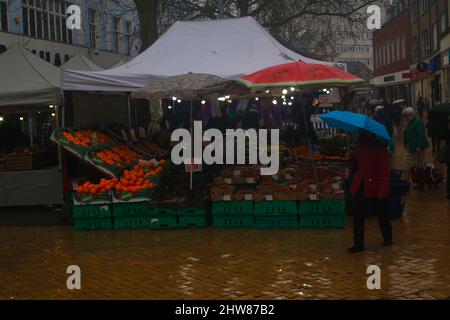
left=427, top=112, right=447, bottom=139
left=350, top=139, right=391, bottom=199
left=404, top=117, right=430, bottom=153
left=374, top=110, right=394, bottom=137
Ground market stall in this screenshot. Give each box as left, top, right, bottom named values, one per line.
left=0, top=46, right=63, bottom=207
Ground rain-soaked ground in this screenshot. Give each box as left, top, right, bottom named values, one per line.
left=0, top=137, right=449, bottom=300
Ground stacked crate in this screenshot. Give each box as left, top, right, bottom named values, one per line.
left=71, top=193, right=113, bottom=231
left=112, top=202, right=150, bottom=230
left=212, top=201, right=255, bottom=228
left=177, top=207, right=207, bottom=228
left=299, top=200, right=346, bottom=229
left=254, top=201, right=298, bottom=229
left=148, top=207, right=178, bottom=229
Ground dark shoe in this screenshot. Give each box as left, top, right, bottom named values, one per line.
left=348, top=246, right=365, bottom=253
left=383, top=240, right=393, bottom=247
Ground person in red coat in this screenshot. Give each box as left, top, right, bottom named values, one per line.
left=348, top=130, right=393, bottom=253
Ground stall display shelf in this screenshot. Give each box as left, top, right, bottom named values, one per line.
left=149, top=215, right=178, bottom=229
left=178, top=214, right=207, bottom=228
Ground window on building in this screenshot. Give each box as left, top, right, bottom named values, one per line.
left=22, top=0, right=72, bottom=44
left=401, top=34, right=406, bottom=60
left=89, top=8, right=98, bottom=48
left=421, top=29, right=429, bottom=57
left=411, top=0, right=418, bottom=22
left=126, top=21, right=132, bottom=56
left=0, top=0, right=8, bottom=32
left=441, top=13, right=447, bottom=34
left=113, top=16, right=120, bottom=53
left=412, top=37, right=418, bottom=61
left=432, top=22, right=437, bottom=52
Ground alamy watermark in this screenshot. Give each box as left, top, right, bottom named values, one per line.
left=171, top=121, right=280, bottom=175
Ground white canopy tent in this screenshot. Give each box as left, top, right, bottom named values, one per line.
left=60, top=54, right=103, bottom=72
left=0, top=46, right=62, bottom=108
left=63, top=17, right=334, bottom=92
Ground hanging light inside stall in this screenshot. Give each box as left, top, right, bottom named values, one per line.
left=168, top=105, right=173, bottom=109
left=255, top=97, right=259, bottom=101
left=0, top=116, right=4, bottom=122
left=51, top=113, right=56, bottom=117
left=290, top=87, right=295, bottom=92
left=272, top=99, right=277, bottom=105
left=49, top=105, right=54, bottom=109
left=201, top=100, right=206, bottom=105
left=282, top=89, right=288, bottom=95
left=19, top=116, right=24, bottom=121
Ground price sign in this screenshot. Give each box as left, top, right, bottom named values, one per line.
left=309, top=184, right=317, bottom=190
left=247, top=177, right=255, bottom=184
left=223, top=195, right=231, bottom=201
left=309, top=194, right=318, bottom=201
left=332, top=183, right=341, bottom=190
left=285, top=174, right=293, bottom=180
left=234, top=170, right=241, bottom=176
left=290, top=185, right=297, bottom=190
left=265, top=195, right=273, bottom=201
left=245, top=194, right=253, bottom=201
left=224, top=178, right=232, bottom=184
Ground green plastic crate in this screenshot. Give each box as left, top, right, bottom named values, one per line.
left=254, top=215, right=299, bottom=229
left=113, top=216, right=150, bottom=230
left=178, top=214, right=207, bottom=228
left=212, top=215, right=254, bottom=228
left=299, top=200, right=346, bottom=215
left=149, top=207, right=177, bottom=216
left=149, top=215, right=178, bottom=229
left=72, top=204, right=111, bottom=219
left=177, top=208, right=205, bottom=216
left=212, top=201, right=254, bottom=215
left=299, top=214, right=345, bottom=229
left=113, top=202, right=149, bottom=217
left=254, top=201, right=298, bottom=216
left=73, top=218, right=113, bottom=231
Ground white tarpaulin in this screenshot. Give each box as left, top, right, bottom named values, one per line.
left=64, top=17, right=333, bottom=92
left=60, top=54, right=103, bottom=71
left=0, top=46, right=62, bottom=107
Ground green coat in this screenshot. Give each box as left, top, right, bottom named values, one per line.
left=404, top=117, right=430, bottom=153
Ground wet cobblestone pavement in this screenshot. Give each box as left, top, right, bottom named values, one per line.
left=0, top=185, right=449, bottom=300
left=1, top=141, right=449, bottom=300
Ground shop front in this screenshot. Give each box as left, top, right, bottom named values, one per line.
left=371, top=70, right=411, bottom=104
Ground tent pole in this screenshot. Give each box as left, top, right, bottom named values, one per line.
left=28, top=114, right=34, bottom=147
left=127, top=93, right=132, bottom=129
left=190, top=100, right=193, bottom=191
left=56, top=105, right=62, bottom=170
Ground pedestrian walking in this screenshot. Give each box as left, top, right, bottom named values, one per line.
left=403, top=107, right=430, bottom=174
left=426, top=110, right=447, bottom=153
left=417, top=96, right=425, bottom=118
left=374, top=105, right=394, bottom=137
left=436, top=117, right=450, bottom=199
left=348, top=130, right=393, bottom=253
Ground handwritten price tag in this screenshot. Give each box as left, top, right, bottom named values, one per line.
left=245, top=194, right=253, bottom=201
left=332, top=183, right=341, bottom=190
left=247, top=178, right=255, bottom=184
left=224, top=178, right=232, bottom=184
left=309, top=194, right=318, bottom=201
left=223, top=195, right=231, bottom=201
left=265, top=195, right=274, bottom=201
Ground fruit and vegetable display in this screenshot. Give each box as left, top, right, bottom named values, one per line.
left=134, top=141, right=167, bottom=159
left=52, top=128, right=113, bottom=157
left=210, top=160, right=347, bottom=201
left=74, top=160, right=166, bottom=204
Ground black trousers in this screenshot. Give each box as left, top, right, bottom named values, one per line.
left=353, top=189, right=392, bottom=247
left=447, top=164, right=450, bottom=198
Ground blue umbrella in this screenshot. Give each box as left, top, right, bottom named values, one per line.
left=320, top=111, right=394, bottom=146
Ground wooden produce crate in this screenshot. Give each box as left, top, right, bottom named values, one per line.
left=5, top=153, right=44, bottom=171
